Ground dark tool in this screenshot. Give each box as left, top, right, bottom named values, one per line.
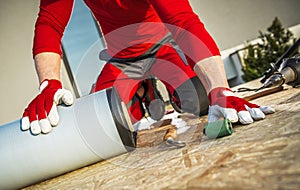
left=165, top=138, right=186, bottom=148
left=260, top=38, right=300, bottom=83
left=258, top=55, right=300, bottom=90
left=203, top=118, right=233, bottom=139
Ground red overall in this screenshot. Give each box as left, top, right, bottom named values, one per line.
left=33, top=0, right=220, bottom=123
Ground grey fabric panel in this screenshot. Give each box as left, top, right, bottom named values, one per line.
left=111, top=56, right=156, bottom=78
left=99, top=33, right=189, bottom=78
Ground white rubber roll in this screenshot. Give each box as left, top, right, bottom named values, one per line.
left=0, top=88, right=135, bottom=189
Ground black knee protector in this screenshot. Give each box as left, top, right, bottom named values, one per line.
left=171, top=76, right=209, bottom=116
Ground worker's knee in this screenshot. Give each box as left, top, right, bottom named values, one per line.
left=172, top=76, right=209, bottom=116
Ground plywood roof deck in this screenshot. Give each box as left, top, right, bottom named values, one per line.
left=25, top=80, right=300, bottom=190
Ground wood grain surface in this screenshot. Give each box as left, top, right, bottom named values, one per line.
left=24, top=80, right=300, bottom=190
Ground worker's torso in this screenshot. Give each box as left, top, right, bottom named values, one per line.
left=84, top=0, right=169, bottom=58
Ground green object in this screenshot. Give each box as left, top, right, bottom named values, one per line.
left=204, top=118, right=233, bottom=139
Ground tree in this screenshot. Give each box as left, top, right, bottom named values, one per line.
left=242, top=17, right=297, bottom=82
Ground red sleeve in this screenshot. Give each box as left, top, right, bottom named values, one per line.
left=149, top=0, right=220, bottom=67
left=33, top=0, right=74, bottom=57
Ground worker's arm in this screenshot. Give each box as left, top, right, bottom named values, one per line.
left=22, top=52, right=73, bottom=135
left=193, top=56, right=229, bottom=93
left=194, top=56, right=275, bottom=124
left=34, top=52, right=61, bottom=83
left=150, top=0, right=275, bottom=124
left=22, top=0, right=74, bottom=135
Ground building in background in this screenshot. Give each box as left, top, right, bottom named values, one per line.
left=1, top=0, right=299, bottom=125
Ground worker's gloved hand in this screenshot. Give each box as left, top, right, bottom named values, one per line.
left=22, top=79, right=73, bottom=135
left=208, top=87, right=275, bottom=124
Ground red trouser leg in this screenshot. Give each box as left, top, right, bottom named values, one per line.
left=151, top=44, right=209, bottom=115
left=94, top=63, right=145, bottom=124
left=151, top=44, right=196, bottom=95
left=95, top=44, right=206, bottom=124
left=149, top=0, right=220, bottom=67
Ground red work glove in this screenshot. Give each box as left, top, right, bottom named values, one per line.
left=22, top=79, right=74, bottom=135
left=208, top=87, right=275, bottom=124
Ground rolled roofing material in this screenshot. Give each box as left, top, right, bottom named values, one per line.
left=0, top=88, right=135, bottom=190
left=204, top=118, right=233, bottom=139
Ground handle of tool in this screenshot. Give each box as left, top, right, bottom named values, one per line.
left=163, top=126, right=177, bottom=141
left=243, top=86, right=284, bottom=101
left=163, top=127, right=186, bottom=148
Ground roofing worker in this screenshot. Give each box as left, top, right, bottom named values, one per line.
left=22, top=0, right=274, bottom=135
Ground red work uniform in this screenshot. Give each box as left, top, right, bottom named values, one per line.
left=33, top=0, right=220, bottom=124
